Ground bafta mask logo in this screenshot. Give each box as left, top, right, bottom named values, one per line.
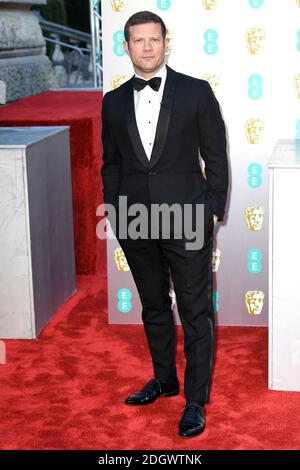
left=245, top=205, right=264, bottom=231
left=212, top=248, right=221, bottom=272
left=202, top=0, right=220, bottom=10
left=165, top=29, right=174, bottom=56
left=294, top=74, right=300, bottom=99
left=169, top=289, right=177, bottom=309
left=245, top=118, right=265, bottom=144
left=246, top=28, right=266, bottom=54
left=245, top=290, right=264, bottom=316
left=111, top=75, right=128, bottom=90
left=111, top=0, right=127, bottom=12
left=202, top=74, right=221, bottom=94
left=114, top=247, right=130, bottom=272
left=297, top=0, right=300, bottom=6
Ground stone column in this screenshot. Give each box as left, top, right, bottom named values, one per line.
left=0, top=1, right=54, bottom=104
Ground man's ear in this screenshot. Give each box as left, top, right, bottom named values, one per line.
left=164, top=38, right=168, bottom=53
left=123, top=40, right=129, bottom=56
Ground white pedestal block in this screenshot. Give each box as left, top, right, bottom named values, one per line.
left=0, top=127, right=76, bottom=339
left=268, top=140, right=300, bottom=391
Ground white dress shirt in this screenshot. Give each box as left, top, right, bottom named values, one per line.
left=134, top=65, right=167, bottom=160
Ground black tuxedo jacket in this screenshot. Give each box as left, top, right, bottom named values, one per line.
left=101, top=65, right=228, bottom=222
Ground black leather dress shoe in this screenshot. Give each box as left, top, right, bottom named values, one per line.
left=124, top=378, right=179, bottom=406
left=178, top=404, right=205, bottom=438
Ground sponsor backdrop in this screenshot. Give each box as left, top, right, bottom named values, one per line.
left=101, top=0, right=300, bottom=326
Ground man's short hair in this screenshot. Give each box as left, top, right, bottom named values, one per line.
left=124, top=10, right=167, bottom=42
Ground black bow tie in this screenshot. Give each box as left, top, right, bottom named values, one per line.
left=133, top=76, right=162, bottom=92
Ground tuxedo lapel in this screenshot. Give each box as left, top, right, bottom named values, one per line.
left=125, top=66, right=178, bottom=170
left=125, top=78, right=150, bottom=168
left=149, top=66, right=178, bottom=169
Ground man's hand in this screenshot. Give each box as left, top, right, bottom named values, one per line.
left=213, top=214, right=218, bottom=226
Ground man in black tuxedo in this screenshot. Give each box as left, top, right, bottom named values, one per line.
left=101, top=11, right=228, bottom=438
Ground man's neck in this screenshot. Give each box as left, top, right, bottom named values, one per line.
left=134, top=64, right=166, bottom=80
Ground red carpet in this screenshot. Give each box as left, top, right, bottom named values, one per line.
left=1, top=263, right=300, bottom=450
left=0, top=91, right=104, bottom=275
left=1, top=91, right=299, bottom=449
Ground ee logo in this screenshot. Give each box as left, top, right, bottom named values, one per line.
left=249, top=0, right=264, bottom=8
left=297, top=30, right=300, bottom=52
left=213, top=290, right=219, bottom=313
left=296, top=120, right=300, bottom=139
left=248, top=249, right=262, bottom=274
left=117, top=288, right=132, bottom=313
left=204, top=30, right=218, bottom=55
left=113, top=31, right=125, bottom=57
left=157, top=0, right=171, bottom=10
left=248, top=163, right=263, bottom=188
left=248, top=74, right=263, bottom=100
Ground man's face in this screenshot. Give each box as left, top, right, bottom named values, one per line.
left=123, top=22, right=166, bottom=78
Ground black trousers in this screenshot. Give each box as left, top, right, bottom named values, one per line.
left=117, top=215, right=215, bottom=405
